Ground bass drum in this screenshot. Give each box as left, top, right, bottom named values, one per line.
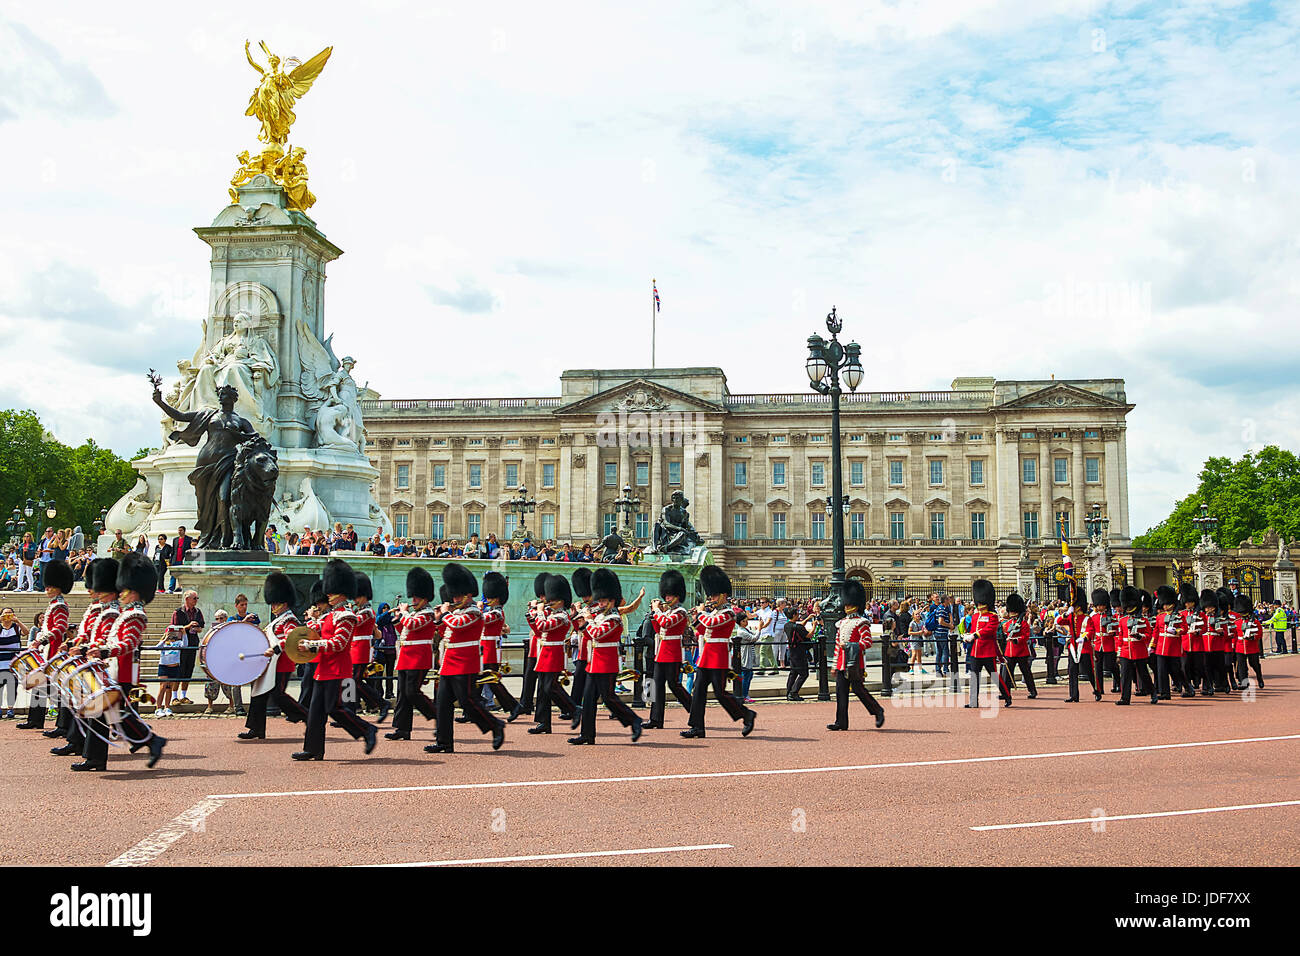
left=199, top=620, right=273, bottom=686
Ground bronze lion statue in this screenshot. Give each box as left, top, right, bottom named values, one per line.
left=228, top=436, right=279, bottom=550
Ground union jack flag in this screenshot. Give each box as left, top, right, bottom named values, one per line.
left=653, top=280, right=660, bottom=312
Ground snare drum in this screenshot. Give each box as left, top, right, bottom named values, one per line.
left=199, top=620, right=273, bottom=687
left=68, top=660, right=123, bottom=718
left=49, top=653, right=84, bottom=698
left=12, top=647, right=47, bottom=690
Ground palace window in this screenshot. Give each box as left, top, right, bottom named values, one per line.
left=970, top=512, right=986, bottom=540
left=636, top=461, right=650, bottom=486
left=432, top=464, right=446, bottom=489
left=505, top=437, right=520, bottom=446
left=1084, top=429, right=1100, bottom=439
left=668, top=461, right=681, bottom=485
left=968, top=433, right=983, bottom=441
left=466, top=513, right=480, bottom=538
left=1086, top=457, right=1100, bottom=483
left=394, top=514, right=408, bottom=538
left=850, top=461, right=864, bottom=485
left=811, top=462, right=825, bottom=486
left=809, top=434, right=826, bottom=443
left=1054, top=458, right=1068, bottom=483
left=889, top=460, right=904, bottom=485
left=396, top=464, right=409, bottom=489
left=1020, top=431, right=1036, bottom=440
left=1056, top=511, right=1071, bottom=539
left=397, top=439, right=411, bottom=448
left=429, top=513, right=445, bottom=539
left=1052, top=430, right=1067, bottom=439
left=734, top=462, right=748, bottom=487
left=811, top=514, right=826, bottom=540
left=505, top=463, right=519, bottom=488
left=929, top=460, right=943, bottom=485
left=504, top=514, right=517, bottom=538
left=974, top=560, right=985, bottom=568
left=542, top=463, right=556, bottom=488
left=930, top=512, right=946, bottom=540
left=604, top=462, right=617, bottom=487
left=635, top=512, right=649, bottom=538
left=1023, top=511, right=1039, bottom=539
left=602, top=513, right=617, bottom=536
left=774, top=559, right=785, bottom=569
left=541, top=513, right=556, bottom=540
left=1022, top=458, right=1037, bottom=484
left=773, top=461, right=786, bottom=486
left=932, top=559, right=944, bottom=568
left=733, top=513, right=748, bottom=539
left=468, top=464, right=482, bottom=488
left=969, top=459, right=984, bottom=484
left=890, top=513, right=905, bottom=539
left=888, top=433, right=903, bottom=442
left=850, top=512, right=865, bottom=539
left=772, top=513, right=787, bottom=540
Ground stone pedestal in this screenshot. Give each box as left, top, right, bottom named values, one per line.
left=1273, top=559, right=1297, bottom=611
left=1085, top=541, right=1112, bottom=597
left=1016, top=557, right=1037, bottom=602
left=1193, top=538, right=1225, bottom=593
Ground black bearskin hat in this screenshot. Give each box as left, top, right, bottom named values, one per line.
left=1109, top=588, right=1122, bottom=609
left=483, top=571, right=509, bottom=605
left=43, top=559, right=73, bottom=594
left=1071, top=588, right=1090, bottom=611
left=1233, top=593, right=1253, bottom=616
left=591, top=567, right=621, bottom=603
left=1120, top=586, right=1141, bottom=611
left=533, top=571, right=550, bottom=598
left=545, top=574, right=572, bottom=608
left=321, top=559, right=358, bottom=600
left=309, top=580, right=327, bottom=607
left=439, top=583, right=451, bottom=604
left=1155, top=585, right=1179, bottom=608
left=1178, top=583, right=1199, bottom=606
left=442, top=562, right=478, bottom=599
left=972, top=578, right=995, bottom=609
left=1091, top=588, right=1111, bottom=609
left=1139, top=589, right=1153, bottom=613
left=91, top=558, right=119, bottom=595
left=354, top=572, right=373, bottom=602
left=1200, top=588, right=1218, bottom=611
left=1005, top=591, right=1027, bottom=615
left=1216, top=587, right=1232, bottom=613
left=658, top=569, right=686, bottom=602
left=843, top=579, right=867, bottom=611
left=406, top=567, right=435, bottom=602
left=263, top=571, right=296, bottom=608
left=700, top=565, right=731, bottom=598
left=117, top=552, right=157, bottom=604
left=572, top=566, right=593, bottom=599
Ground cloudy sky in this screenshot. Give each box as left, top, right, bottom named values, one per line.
left=2, top=0, right=1297, bottom=535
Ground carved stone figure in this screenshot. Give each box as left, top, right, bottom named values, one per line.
left=598, top=530, right=627, bottom=562
left=186, top=311, right=280, bottom=432
left=648, top=490, right=703, bottom=555
left=276, top=476, right=333, bottom=532
left=152, top=381, right=275, bottom=551
left=298, top=320, right=366, bottom=453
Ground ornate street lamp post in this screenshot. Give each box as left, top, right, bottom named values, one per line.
left=805, top=306, right=864, bottom=701
left=1083, top=503, right=1110, bottom=545
left=614, top=484, right=641, bottom=539
left=507, top=485, right=536, bottom=542
left=1192, top=502, right=1218, bottom=544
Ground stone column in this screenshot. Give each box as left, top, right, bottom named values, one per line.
left=1193, top=538, right=1224, bottom=593
left=1273, top=555, right=1297, bottom=612
left=949, top=434, right=966, bottom=539
left=749, top=433, right=768, bottom=538
left=412, top=436, right=430, bottom=537
left=995, top=427, right=1021, bottom=542
left=583, top=431, right=599, bottom=539
left=1103, top=427, right=1125, bottom=541
left=1070, top=429, right=1087, bottom=536
left=485, top=436, right=503, bottom=540
left=557, top=434, right=574, bottom=538
left=620, top=438, right=632, bottom=500
left=790, top=433, right=807, bottom=538
left=449, top=436, right=465, bottom=537
left=650, top=438, right=664, bottom=539
left=375, top=437, right=394, bottom=517
left=708, top=431, right=726, bottom=542
left=907, top=431, right=926, bottom=536
left=868, top=432, right=886, bottom=537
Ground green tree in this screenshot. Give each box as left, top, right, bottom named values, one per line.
left=0, top=408, right=138, bottom=543
left=1134, top=446, right=1300, bottom=549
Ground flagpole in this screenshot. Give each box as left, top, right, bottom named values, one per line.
left=651, top=278, right=656, bottom=368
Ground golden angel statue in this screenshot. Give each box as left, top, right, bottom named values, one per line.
left=244, top=40, right=332, bottom=146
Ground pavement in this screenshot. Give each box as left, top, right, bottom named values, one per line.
left=3, top=654, right=1297, bottom=867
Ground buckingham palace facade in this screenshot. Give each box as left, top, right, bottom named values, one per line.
left=361, top=368, right=1133, bottom=598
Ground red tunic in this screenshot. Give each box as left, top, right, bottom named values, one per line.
left=534, top=608, right=570, bottom=673
left=70, top=601, right=102, bottom=652
left=585, top=611, right=623, bottom=674
left=309, top=606, right=356, bottom=681
left=1002, top=616, right=1032, bottom=658
left=834, top=616, right=872, bottom=671
left=439, top=605, right=483, bottom=676
left=88, top=602, right=122, bottom=677
left=571, top=601, right=593, bottom=662
left=480, top=606, right=505, bottom=667
left=1183, top=609, right=1208, bottom=653
left=90, top=601, right=145, bottom=685
left=1079, top=612, right=1103, bottom=656
left=1117, top=614, right=1150, bottom=660
left=395, top=607, right=438, bottom=671
left=1235, top=613, right=1262, bottom=655
left=42, top=596, right=69, bottom=654
left=695, top=605, right=736, bottom=670
left=1154, top=611, right=1183, bottom=657
left=969, top=610, right=1000, bottom=659
left=349, top=604, right=376, bottom=666
left=524, top=605, right=542, bottom=659
left=652, top=605, right=689, bottom=664
left=1208, top=613, right=1230, bottom=653
left=269, top=610, right=300, bottom=674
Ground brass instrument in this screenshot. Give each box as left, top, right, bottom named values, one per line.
left=558, top=671, right=571, bottom=687
left=128, top=686, right=156, bottom=706
left=475, top=670, right=502, bottom=687
left=617, top=668, right=641, bottom=683
left=283, top=625, right=317, bottom=665
left=364, top=661, right=384, bottom=677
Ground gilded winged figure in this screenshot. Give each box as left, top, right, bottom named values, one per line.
left=244, top=40, right=332, bottom=146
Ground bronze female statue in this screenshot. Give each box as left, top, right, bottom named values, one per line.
left=152, top=382, right=261, bottom=550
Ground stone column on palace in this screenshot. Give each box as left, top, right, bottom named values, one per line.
left=906, top=431, right=926, bottom=536
left=1103, top=427, right=1128, bottom=541
left=995, top=427, right=1021, bottom=542
left=1084, top=538, right=1111, bottom=596
left=682, top=430, right=697, bottom=535
left=557, top=433, right=575, bottom=538
left=868, top=432, right=886, bottom=537
left=708, top=431, right=726, bottom=543
left=789, top=433, right=808, bottom=538
left=375, top=437, right=394, bottom=526
left=650, top=438, right=664, bottom=542
left=583, top=431, right=600, bottom=540
left=1070, top=429, right=1087, bottom=537
left=949, top=434, right=966, bottom=540
left=749, top=433, right=768, bottom=538
left=412, top=436, right=430, bottom=537
left=449, top=436, right=466, bottom=537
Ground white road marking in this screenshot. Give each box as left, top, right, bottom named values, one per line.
left=106, top=797, right=225, bottom=867
left=360, top=843, right=733, bottom=867
left=207, top=733, right=1300, bottom=800
left=973, top=799, right=1300, bottom=831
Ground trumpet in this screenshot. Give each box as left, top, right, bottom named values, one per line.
left=558, top=671, right=571, bottom=687
left=681, top=662, right=695, bottom=675
left=129, top=686, right=156, bottom=706
left=364, top=661, right=385, bottom=677
left=498, top=661, right=513, bottom=675
left=617, top=668, right=641, bottom=683
left=475, top=670, right=502, bottom=686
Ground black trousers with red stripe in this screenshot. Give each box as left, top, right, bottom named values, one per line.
left=687, top=666, right=749, bottom=731
left=435, top=674, right=502, bottom=748
left=1118, top=658, right=1155, bottom=702
left=518, top=656, right=538, bottom=711
left=967, top=656, right=1010, bottom=706
left=1235, top=652, right=1263, bottom=686
left=246, top=670, right=307, bottom=736
left=392, top=669, right=436, bottom=734
left=1154, top=654, right=1193, bottom=697
left=1067, top=651, right=1100, bottom=700
left=577, top=672, right=638, bottom=741
left=649, top=661, right=692, bottom=726
left=82, top=682, right=156, bottom=766
left=1002, top=655, right=1036, bottom=697
left=833, top=668, right=882, bottom=728
left=303, top=678, right=372, bottom=755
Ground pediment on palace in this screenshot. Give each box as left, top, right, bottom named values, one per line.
left=993, top=383, right=1131, bottom=411
left=553, top=378, right=726, bottom=416
left=924, top=494, right=951, bottom=508
left=883, top=496, right=909, bottom=509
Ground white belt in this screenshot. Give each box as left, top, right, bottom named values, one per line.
left=539, top=640, right=566, bottom=647
left=657, top=634, right=682, bottom=641
left=702, top=637, right=731, bottom=644
left=400, top=640, right=433, bottom=647
left=445, top=640, right=479, bottom=649
left=591, top=641, right=620, bottom=648
left=351, top=637, right=370, bottom=643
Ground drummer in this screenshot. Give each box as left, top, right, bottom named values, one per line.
left=16, top=558, right=72, bottom=731
left=297, top=581, right=330, bottom=714
left=50, top=558, right=114, bottom=757
left=240, top=571, right=309, bottom=740
left=78, top=553, right=167, bottom=771
left=347, top=573, right=390, bottom=721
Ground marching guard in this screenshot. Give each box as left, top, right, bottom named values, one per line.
left=682, top=566, right=755, bottom=739
left=1000, top=591, right=1036, bottom=699
left=479, top=571, right=523, bottom=720
left=17, top=558, right=72, bottom=731
left=78, top=553, right=168, bottom=771
left=965, top=579, right=1010, bottom=708
left=530, top=573, right=574, bottom=734
left=644, top=569, right=693, bottom=730
left=569, top=568, right=642, bottom=745
left=50, top=559, right=113, bottom=755
left=1187, top=589, right=1215, bottom=695
left=426, top=563, right=505, bottom=755
left=518, top=573, right=548, bottom=715
left=1153, top=585, right=1196, bottom=699
left=386, top=567, right=439, bottom=740
left=1232, top=593, right=1265, bottom=689
left=1069, top=589, right=1107, bottom=702
left=293, top=559, right=379, bottom=760
left=240, top=571, right=308, bottom=739
left=826, top=579, right=885, bottom=730
left=1115, top=586, right=1157, bottom=705
left=348, top=573, right=390, bottom=721
left=568, top=567, right=593, bottom=709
